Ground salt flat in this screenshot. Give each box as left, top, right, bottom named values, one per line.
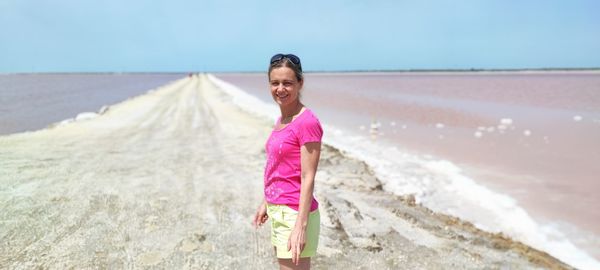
left=0, top=75, right=572, bottom=269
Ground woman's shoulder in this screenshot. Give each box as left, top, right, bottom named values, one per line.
left=292, top=108, right=323, bottom=143
left=294, top=108, right=323, bottom=134
left=298, top=108, right=321, bottom=125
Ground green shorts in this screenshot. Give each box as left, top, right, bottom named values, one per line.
left=266, top=203, right=320, bottom=259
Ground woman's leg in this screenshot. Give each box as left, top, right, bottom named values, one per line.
left=278, top=257, right=311, bottom=270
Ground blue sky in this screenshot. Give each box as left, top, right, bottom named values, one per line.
left=1, top=0, right=599, bottom=72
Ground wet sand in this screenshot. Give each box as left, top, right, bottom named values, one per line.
left=0, top=75, right=573, bottom=269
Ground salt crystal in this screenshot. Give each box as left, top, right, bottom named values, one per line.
left=523, top=130, right=531, bottom=136
left=75, top=112, right=98, bottom=121
left=573, top=115, right=583, bottom=122
left=500, top=118, right=513, bottom=125
left=474, top=131, right=483, bottom=138
left=59, top=118, right=74, bottom=125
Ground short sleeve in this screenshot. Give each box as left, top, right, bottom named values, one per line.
left=296, top=115, right=323, bottom=146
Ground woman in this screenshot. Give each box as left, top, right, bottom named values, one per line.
left=252, top=53, right=322, bottom=270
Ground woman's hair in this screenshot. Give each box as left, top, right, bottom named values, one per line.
left=268, top=57, right=304, bottom=82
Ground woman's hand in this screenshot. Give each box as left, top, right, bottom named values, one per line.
left=252, top=201, right=268, bottom=229
left=287, top=224, right=307, bottom=265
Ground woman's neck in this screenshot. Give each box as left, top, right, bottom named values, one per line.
left=280, top=102, right=304, bottom=121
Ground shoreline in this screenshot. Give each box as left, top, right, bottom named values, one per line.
left=314, top=144, right=573, bottom=269
left=0, top=74, right=591, bottom=268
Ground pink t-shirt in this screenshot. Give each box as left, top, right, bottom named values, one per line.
left=263, top=108, right=323, bottom=211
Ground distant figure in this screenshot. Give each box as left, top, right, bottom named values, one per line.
left=188, top=73, right=192, bottom=78
left=253, top=54, right=322, bottom=270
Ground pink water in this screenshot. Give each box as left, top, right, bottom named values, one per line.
left=216, top=71, right=600, bottom=260
left=0, top=73, right=182, bottom=135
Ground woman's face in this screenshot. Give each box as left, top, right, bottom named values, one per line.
left=269, top=66, right=303, bottom=107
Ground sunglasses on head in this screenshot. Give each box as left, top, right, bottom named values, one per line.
left=270, top=53, right=302, bottom=71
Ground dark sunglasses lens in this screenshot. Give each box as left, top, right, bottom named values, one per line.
left=286, top=54, right=300, bottom=65
left=270, top=54, right=284, bottom=64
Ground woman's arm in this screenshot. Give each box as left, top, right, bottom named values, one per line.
left=288, top=141, right=321, bottom=265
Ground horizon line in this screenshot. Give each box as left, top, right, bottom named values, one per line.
left=2, top=67, right=600, bottom=75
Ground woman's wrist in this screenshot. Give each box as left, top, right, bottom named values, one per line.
left=295, top=218, right=308, bottom=230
